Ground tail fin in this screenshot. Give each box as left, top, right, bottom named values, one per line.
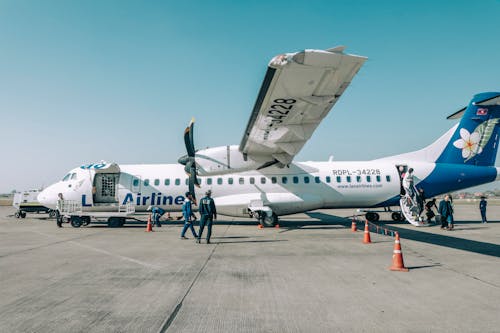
left=436, top=92, right=500, bottom=166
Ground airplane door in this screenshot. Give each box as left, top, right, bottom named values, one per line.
left=94, top=173, right=119, bottom=204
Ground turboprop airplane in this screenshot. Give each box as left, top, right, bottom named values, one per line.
left=37, top=46, right=500, bottom=228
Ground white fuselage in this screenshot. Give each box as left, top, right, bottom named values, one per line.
left=38, top=160, right=440, bottom=217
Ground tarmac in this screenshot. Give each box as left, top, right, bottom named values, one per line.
left=0, top=204, right=499, bottom=333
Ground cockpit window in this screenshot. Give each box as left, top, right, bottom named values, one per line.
left=71, top=173, right=77, bottom=180
left=62, top=173, right=71, bottom=181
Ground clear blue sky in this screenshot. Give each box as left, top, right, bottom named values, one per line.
left=1, top=0, right=499, bottom=193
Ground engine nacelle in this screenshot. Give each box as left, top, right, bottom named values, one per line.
left=195, top=145, right=264, bottom=175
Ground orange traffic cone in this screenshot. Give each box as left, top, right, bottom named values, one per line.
left=351, top=217, right=357, bottom=232
left=390, top=232, right=409, bottom=272
left=363, top=220, right=371, bottom=244
left=146, top=215, right=153, bottom=232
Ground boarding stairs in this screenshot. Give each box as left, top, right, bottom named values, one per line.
left=399, top=190, right=427, bottom=227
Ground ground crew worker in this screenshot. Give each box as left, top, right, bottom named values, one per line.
left=147, top=206, right=166, bottom=227
left=479, top=196, right=488, bottom=223
left=197, top=190, right=217, bottom=244
left=180, top=192, right=198, bottom=239
left=56, top=193, right=64, bottom=228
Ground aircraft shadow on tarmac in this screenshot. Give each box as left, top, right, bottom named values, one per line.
left=304, top=212, right=500, bottom=259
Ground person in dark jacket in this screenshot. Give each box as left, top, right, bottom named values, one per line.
left=479, top=196, right=488, bottom=223
left=425, top=198, right=437, bottom=223
left=197, top=190, right=217, bottom=244
left=438, top=195, right=453, bottom=230
left=180, top=192, right=198, bottom=239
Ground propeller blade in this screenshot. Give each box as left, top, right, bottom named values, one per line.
left=184, top=118, right=195, bottom=157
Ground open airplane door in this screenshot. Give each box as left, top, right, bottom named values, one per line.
left=92, top=163, right=121, bottom=206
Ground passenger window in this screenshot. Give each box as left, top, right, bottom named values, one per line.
left=239, top=177, right=244, bottom=185
left=228, top=178, right=234, bottom=185
left=250, top=177, right=255, bottom=185
left=154, top=179, right=160, bottom=186
left=367, top=176, right=371, bottom=183
left=356, top=176, right=361, bottom=182
left=271, top=177, right=277, bottom=184
left=62, top=173, right=71, bottom=181
left=207, top=178, right=212, bottom=185
left=175, top=178, right=180, bottom=186
left=217, top=178, right=223, bottom=185
left=376, top=175, right=381, bottom=182
left=336, top=176, right=341, bottom=183
left=347, top=176, right=351, bottom=183
left=133, top=179, right=139, bottom=187
left=326, top=176, right=331, bottom=183
left=260, top=177, right=266, bottom=184
left=282, top=176, right=288, bottom=184
left=315, top=176, right=321, bottom=184
left=144, top=179, right=150, bottom=186
left=198, top=178, right=202, bottom=185
left=304, top=176, right=310, bottom=184
left=185, top=178, right=189, bottom=185
left=164, top=179, right=170, bottom=186
left=293, top=176, right=299, bottom=184
left=386, top=175, right=391, bottom=182
left=71, top=173, right=77, bottom=180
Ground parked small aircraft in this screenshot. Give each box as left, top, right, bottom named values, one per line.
left=38, top=47, right=500, bottom=227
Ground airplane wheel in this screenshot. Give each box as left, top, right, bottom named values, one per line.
left=81, top=216, right=91, bottom=226
left=373, top=213, right=380, bottom=221
left=365, top=212, right=375, bottom=222
left=260, top=213, right=277, bottom=227
left=70, top=216, right=82, bottom=228
left=20, top=211, right=27, bottom=219
left=391, top=212, right=401, bottom=221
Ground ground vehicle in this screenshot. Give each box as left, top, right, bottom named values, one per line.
left=13, top=189, right=55, bottom=218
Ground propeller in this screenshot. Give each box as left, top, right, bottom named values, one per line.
left=178, top=118, right=200, bottom=203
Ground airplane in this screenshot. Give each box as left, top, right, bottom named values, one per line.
left=37, top=46, right=500, bottom=228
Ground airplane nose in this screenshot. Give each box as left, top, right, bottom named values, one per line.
left=38, top=187, right=57, bottom=209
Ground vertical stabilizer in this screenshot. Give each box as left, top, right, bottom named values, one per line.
left=436, top=92, right=500, bottom=166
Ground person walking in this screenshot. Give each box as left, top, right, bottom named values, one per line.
left=197, top=190, right=217, bottom=244
left=479, top=196, right=488, bottom=223
left=403, top=168, right=415, bottom=199
left=438, top=195, right=453, bottom=230
left=180, top=192, right=198, bottom=239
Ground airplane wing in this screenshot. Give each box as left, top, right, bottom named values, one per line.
left=239, top=46, right=367, bottom=166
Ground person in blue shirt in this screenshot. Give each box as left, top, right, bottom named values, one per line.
left=181, top=192, right=198, bottom=239
left=197, top=190, right=217, bottom=244
left=479, top=196, right=488, bottom=223
left=147, top=206, right=166, bottom=227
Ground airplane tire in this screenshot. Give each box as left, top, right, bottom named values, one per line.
left=260, top=213, right=277, bottom=227
left=373, top=213, right=380, bottom=222
left=365, top=212, right=376, bottom=222
left=391, top=212, right=401, bottom=221
left=71, top=216, right=82, bottom=228
left=20, top=211, right=26, bottom=219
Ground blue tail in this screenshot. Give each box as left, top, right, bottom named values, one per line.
left=436, top=92, right=500, bottom=166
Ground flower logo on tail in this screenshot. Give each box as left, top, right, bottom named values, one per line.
left=453, top=118, right=500, bottom=162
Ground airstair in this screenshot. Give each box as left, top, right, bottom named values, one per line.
left=399, top=190, right=427, bottom=227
